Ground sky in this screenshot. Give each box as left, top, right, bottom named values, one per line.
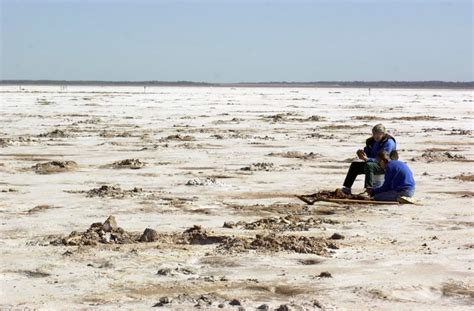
left=0, top=0, right=472, bottom=82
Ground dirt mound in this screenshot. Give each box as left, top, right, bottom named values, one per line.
left=303, top=189, right=369, bottom=201
left=162, top=134, right=195, bottom=141
left=0, top=138, right=12, bottom=147
left=179, top=225, right=227, bottom=245
left=52, top=216, right=139, bottom=246
left=85, top=185, right=143, bottom=198
left=185, top=177, right=219, bottom=186
left=218, top=233, right=332, bottom=255
left=261, top=112, right=298, bottom=122
left=32, top=161, right=78, bottom=174
left=38, top=129, right=68, bottom=138
left=99, top=130, right=132, bottom=138
left=240, top=162, right=275, bottom=171
left=261, top=113, right=326, bottom=123
left=224, top=215, right=337, bottom=231
left=452, top=174, right=474, bottom=182
left=411, top=151, right=467, bottom=162
left=395, top=115, right=453, bottom=121
left=27, top=204, right=60, bottom=214
left=352, top=115, right=454, bottom=121
left=267, top=151, right=321, bottom=160
left=449, top=129, right=472, bottom=135
left=111, top=158, right=146, bottom=169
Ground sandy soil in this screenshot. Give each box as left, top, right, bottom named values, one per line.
left=0, top=85, right=473, bottom=310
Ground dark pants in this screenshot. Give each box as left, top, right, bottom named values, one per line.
left=343, top=161, right=384, bottom=189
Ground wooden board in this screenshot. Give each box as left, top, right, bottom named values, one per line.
left=295, top=195, right=399, bottom=205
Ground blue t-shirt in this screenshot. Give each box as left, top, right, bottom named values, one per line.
left=364, top=138, right=396, bottom=162
left=373, top=160, right=416, bottom=194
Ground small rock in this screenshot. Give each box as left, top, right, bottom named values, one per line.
left=318, top=271, right=332, bottom=278
left=156, top=268, right=173, bottom=276
left=229, top=299, right=241, bottom=306
left=152, top=296, right=171, bottom=307
left=218, top=303, right=225, bottom=308
left=102, top=216, right=118, bottom=232
left=330, top=233, right=345, bottom=240
left=139, top=228, right=158, bottom=242
left=257, top=304, right=270, bottom=310
left=223, top=221, right=235, bottom=228
left=275, top=305, right=291, bottom=311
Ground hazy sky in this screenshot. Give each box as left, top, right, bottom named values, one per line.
left=1, top=0, right=473, bottom=82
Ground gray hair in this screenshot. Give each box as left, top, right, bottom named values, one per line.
left=372, top=123, right=386, bottom=134
left=376, top=150, right=391, bottom=162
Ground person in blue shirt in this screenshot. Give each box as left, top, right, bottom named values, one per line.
left=368, top=150, right=416, bottom=201
left=342, top=124, right=397, bottom=194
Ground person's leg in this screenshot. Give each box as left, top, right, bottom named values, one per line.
left=373, top=190, right=400, bottom=201
left=343, top=161, right=366, bottom=188
left=364, top=162, right=383, bottom=188
left=399, top=188, right=415, bottom=198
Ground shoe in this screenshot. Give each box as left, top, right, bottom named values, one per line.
left=341, top=187, right=351, bottom=195
left=398, top=196, right=416, bottom=204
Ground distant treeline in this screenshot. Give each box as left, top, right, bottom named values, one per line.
left=1, top=80, right=473, bottom=89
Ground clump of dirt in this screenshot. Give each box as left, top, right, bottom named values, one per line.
left=452, top=174, right=474, bottom=182
left=440, top=282, right=474, bottom=299
left=27, top=204, right=60, bottom=214
left=240, top=162, right=275, bottom=171
left=300, top=189, right=370, bottom=202
left=138, top=228, right=159, bottom=242
left=111, top=158, right=146, bottom=169
left=51, top=216, right=140, bottom=246
left=225, top=202, right=311, bottom=216
left=261, top=113, right=326, bottom=123
left=411, top=151, right=467, bottom=162
left=261, top=112, right=298, bottom=122
left=85, top=185, right=143, bottom=199
left=156, top=266, right=195, bottom=277
left=0, top=138, right=12, bottom=147
left=32, top=161, right=78, bottom=174
left=267, top=151, right=321, bottom=160
left=320, top=124, right=365, bottom=130
left=218, top=233, right=331, bottom=255
left=223, top=215, right=337, bottom=232
left=395, top=115, right=453, bottom=121
left=304, top=115, right=326, bottom=122
left=449, top=129, right=472, bottom=135
left=351, top=115, right=383, bottom=120
left=153, top=293, right=222, bottom=309
left=179, top=225, right=227, bottom=245
left=353, top=114, right=455, bottom=122
left=38, top=129, right=68, bottom=138
left=162, top=134, right=195, bottom=141
left=298, top=258, right=323, bottom=265
left=99, top=130, right=132, bottom=138
left=185, top=177, right=219, bottom=186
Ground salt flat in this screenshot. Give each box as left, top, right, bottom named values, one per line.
left=0, top=85, right=473, bottom=310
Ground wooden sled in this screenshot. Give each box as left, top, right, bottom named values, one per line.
left=296, top=194, right=400, bottom=206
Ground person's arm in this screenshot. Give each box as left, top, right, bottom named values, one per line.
left=372, top=166, right=394, bottom=195
left=382, top=139, right=396, bottom=154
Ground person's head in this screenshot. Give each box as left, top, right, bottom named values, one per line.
left=376, top=150, right=391, bottom=169
left=372, top=123, right=386, bottom=142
